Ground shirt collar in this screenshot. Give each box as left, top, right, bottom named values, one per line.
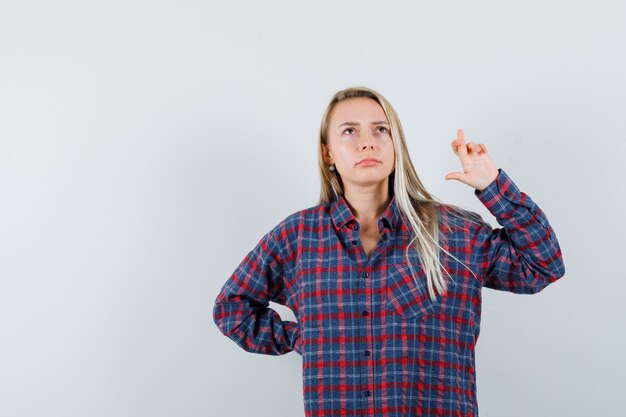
left=330, top=193, right=401, bottom=232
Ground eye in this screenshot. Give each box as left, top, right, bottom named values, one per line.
left=377, top=126, right=389, bottom=134
left=342, top=127, right=356, bottom=135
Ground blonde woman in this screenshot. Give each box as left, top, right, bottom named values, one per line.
left=213, top=86, right=565, bottom=417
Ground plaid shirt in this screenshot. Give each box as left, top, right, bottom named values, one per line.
left=212, top=168, right=565, bottom=417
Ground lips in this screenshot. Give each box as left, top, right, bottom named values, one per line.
left=358, top=158, right=380, bottom=165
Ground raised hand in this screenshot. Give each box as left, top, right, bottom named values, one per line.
left=445, top=129, right=499, bottom=192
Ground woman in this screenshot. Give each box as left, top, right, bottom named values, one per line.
left=212, top=86, right=565, bottom=417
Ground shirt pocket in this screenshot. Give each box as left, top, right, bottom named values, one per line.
left=385, top=263, right=436, bottom=318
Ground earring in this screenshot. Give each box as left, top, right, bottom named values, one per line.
left=329, top=164, right=336, bottom=172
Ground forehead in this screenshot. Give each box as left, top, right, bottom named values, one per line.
left=329, top=97, right=387, bottom=125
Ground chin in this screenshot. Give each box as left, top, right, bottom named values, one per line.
left=350, top=177, right=388, bottom=187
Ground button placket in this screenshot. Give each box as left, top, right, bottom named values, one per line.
left=351, top=223, right=359, bottom=245
left=356, top=257, right=372, bottom=406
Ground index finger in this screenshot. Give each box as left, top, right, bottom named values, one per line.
left=457, top=128, right=465, bottom=145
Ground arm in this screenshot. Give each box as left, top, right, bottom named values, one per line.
left=212, top=226, right=301, bottom=355
left=445, top=129, right=565, bottom=293
left=473, top=168, right=565, bottom=293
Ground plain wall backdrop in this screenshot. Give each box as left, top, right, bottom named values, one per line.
left=1, top=1, right=625, bottom=416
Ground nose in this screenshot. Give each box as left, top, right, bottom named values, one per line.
left=359, top=132, right=376, bottom=150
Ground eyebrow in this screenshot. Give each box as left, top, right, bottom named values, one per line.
left=337, top=121, right=389, bottom=128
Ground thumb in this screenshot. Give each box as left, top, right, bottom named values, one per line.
left=445, top=171, right=466, bottom=181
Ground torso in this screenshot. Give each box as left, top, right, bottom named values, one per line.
left=220, top=195, right=492, bottom=415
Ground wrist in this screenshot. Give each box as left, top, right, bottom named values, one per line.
left=476, top=168, right=501, bottom=193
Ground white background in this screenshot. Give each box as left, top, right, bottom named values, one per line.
left=1, top=1, right=625, bottom=416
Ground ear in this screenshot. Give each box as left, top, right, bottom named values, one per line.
left=321, top=143, right=333, bottom=165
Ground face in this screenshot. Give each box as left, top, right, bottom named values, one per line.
left=323, top=97, right=395, bottom=191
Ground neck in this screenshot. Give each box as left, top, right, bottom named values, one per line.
left=343, top=180, right=391, bottom=225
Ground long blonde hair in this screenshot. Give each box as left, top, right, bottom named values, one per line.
left=317, top=86, right=478, bottom=301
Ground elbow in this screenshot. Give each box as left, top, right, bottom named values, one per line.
left=212, top=301, right=222, bottom=331
left=212, top=294, right=235, bottom=337
left=212, top=293, right=252, bottom=341
left=212, top=300, right=226, bottom=335
left=541, top=246, right=566, bottom=279
left=546, top=249, right=566, bottom=280
left=528, top=258, right=566, bottom=294
left=547, top=240, right=566, bottom=279
left=553, top=259, right=566, bottom=280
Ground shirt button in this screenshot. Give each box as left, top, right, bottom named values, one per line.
left=362, top=272, right=368, bottom=278
left=362, top=311, right=369, bottom=317
left=364, top=390, right=371, bottom=397
left=353, top=224, right=359, bottom=230
left=351, top=240, right=357, bottom=245
left=364, top=350, right=371, bottom=356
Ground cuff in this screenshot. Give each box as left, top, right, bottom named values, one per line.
left=474, top=168, right=526, bottom=218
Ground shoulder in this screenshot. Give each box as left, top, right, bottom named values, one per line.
left=273, top=201, right=330, bottom=232
left=257, top=201, right=332, bottom=272
left=266, top=200, right=331, bottom=249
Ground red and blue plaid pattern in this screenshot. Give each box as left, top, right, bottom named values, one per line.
left=213, top=168, right=565, bottom=416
